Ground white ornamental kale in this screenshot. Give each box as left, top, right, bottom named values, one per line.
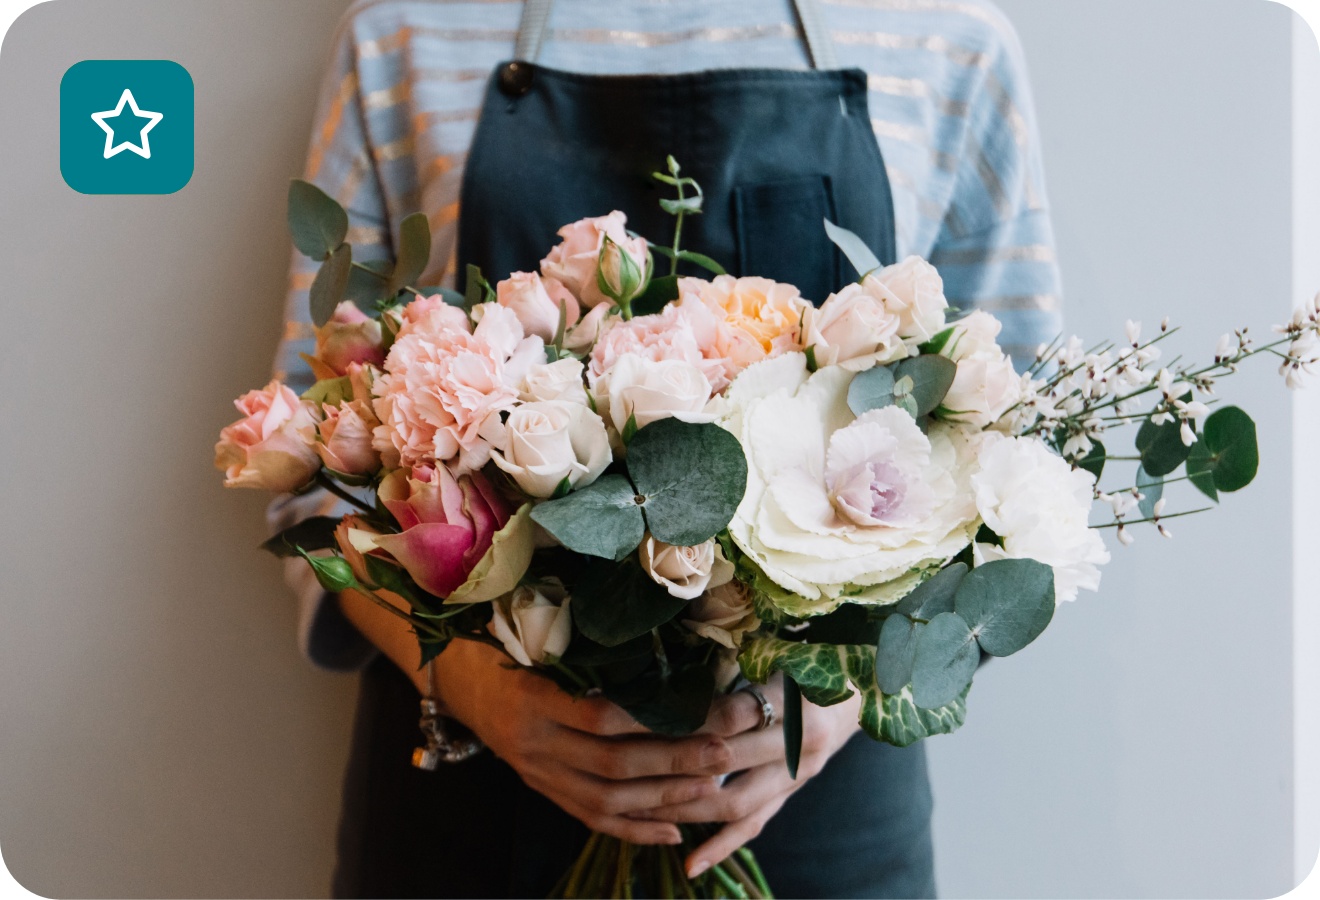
left=722, top=353, right=981, bottom=616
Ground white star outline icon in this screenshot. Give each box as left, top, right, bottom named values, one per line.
left=90, top=89, right=164, bottom=160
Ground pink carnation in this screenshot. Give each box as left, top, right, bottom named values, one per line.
left=372, top=303, right=544, bottom=472
left=587, top=304, right=719, bottom=388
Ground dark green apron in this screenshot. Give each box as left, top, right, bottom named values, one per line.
left=334, top=2, right=935, bottom=896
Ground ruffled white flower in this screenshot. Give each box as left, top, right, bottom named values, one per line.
left=722, top=353, right=981, bottom=614
left=971, top=434, right=1110, bottom=603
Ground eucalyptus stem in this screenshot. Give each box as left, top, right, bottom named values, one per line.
left=314, top=471, right=375, bottom=514
left=670, top=182, right=686, bottom=276
left=1092, top=507, right=1213, bottom=529
left=350, top=260, right=422, bottom=296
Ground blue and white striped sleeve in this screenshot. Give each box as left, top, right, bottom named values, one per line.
left=928, top=14, right=1062, bottom=368
left=267, top=22, right=396, bottom=672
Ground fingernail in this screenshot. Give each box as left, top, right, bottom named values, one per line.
left=688, top=859, right=710, bottom=879
left=667, top=829, right=683, bottom=845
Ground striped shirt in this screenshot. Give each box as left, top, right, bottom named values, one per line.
left=273, top=0, right=1063, bottom=669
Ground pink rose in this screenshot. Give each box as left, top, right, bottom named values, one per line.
left=372, top=303, right=545, bottom=472
left=357, top=465, right=511, bottom=598
left=313, top=302, right=386, bottom=378
left=806, top=284, right=907, bottom=370
left=497, top=272, right=580, bottom=342
left=215, top=380, right=320, bottom=492
left=540, top=211, right=650, bottom=308
left=314, top=400, right=381, bottom=475
left=400, top=295, right=472, bottom=332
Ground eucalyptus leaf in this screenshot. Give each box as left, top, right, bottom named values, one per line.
left=847, top=366, right=897, bottom=416
left=840, top=646, right=969, bottom=746
left=893, top=562, right=967, bottom=620
left=823, top=218, right=881, bottom=279
left=675, top=250, right=725, bottom=275
left=1136, top=409, right=1193, bottom=477
left=288, top=179, right=348, bottom=260
left=1136, top=465, right=1164, bottom=518
left=572, top=556, right=688, bottom=647
left=911, top=612, right=979, bottom=709
left=875, top=614, right=923, bottom=694
left=1186, top=406, right=1259, bottom=494
left=1077, top=439, right=1106, bottom=480
left=389, top=212, right=431, bottom=294
left=628, top=419, right=748, bottom=547
left=344, top=258, right=393, bottom=308
left=1185, top=441, right=1219, bottom=502
left=261, top=516, right=341, bottom=557
left=891, top=355, right=957, bottom=419
left=528, top=474, right=645, bottom=561
left=309, top=243, right=352, bottom=327
left=658, top=196, right=704, bottom=216
left=953, top=557, right=1054, bottom=657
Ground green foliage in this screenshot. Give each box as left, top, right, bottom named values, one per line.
left=1136, top=465, right=1164, bottom=518
left=627, top=419, right=748, bottom=547
left=302, top=375, right=352, bottom=407
left=1136, top=408, right=1194, bottom=477
left=649, top=245, right=727, bottom=275
left=893, top=562, right=967, bottom=620
left=917, top=326, right=956, bottom=356
left=571, top=556, right=688, bottom=647
left=528, top=474, right=645, bottom=561
left=630, top=274, right=680, bottom=317
left=603, top=664, right=715, bottom=737
left=345, top=258, right=393, bottom=308
left=287, top=179, right=348, bottom=260
left=310, top=243, right=352, bottom=327
left=261, top=516, right=340, bottom=557
left=892, top=355, right=957, bottom=419
left=841, top=645, right=968, bottom=746
left=738, top=637, right=853, bottom=707
left=465, top=264, right=493, bottom=310
left=1186, top=406, right=1259, bottom=499
left=389, top=212, right=431, bottom=295
left=847, top=366, right=897, bottom=416
left=874, top=613, right=922, bottom=694
left=823, top=218, right=881, bottom=279
left=362, top=554, right=426, bottom=613
left=1077, top=439, right=1106, bottom=480
left=783, top=677, right=803, bottom=780
left=953, top=557, right=1055, bottom=657
left=910, top=612, right=980, bottom=709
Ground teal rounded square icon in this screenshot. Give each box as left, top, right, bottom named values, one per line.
left=60, top=60, right=194, bottom=195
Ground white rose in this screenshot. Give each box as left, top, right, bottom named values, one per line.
left=520, top=357, right=590, bottom=405
left=683, top=580, right=760, bottom=649
left=489, top=582, right=572, bottom=666
left=639, top=536, right=735, bottom=600
left=941, top=311, right=1023, bottom=428
left=723, top=353, right=982, bottom=615
left=497, top=271, right=581, bottom=343
left=806, top=284, right=907, bottom=370
left=862, top=256, right=949, bottom=344
left=597, top=353, right=718, bottom=434
left=970, top=434, right=1110, bottom=603
left=490, top=400, right=611, bottom=498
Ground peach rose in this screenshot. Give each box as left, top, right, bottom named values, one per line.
left=497, top=272, right=580, bottom=343
left=540, top=211, right=650, bottom=308
left=806, top=283, right=907, bottom=370
left=314, top=400, right=381, bottom=475
left=676, top=275, right=811, bottom=389
left=312, top=302, right=385, bottom=379
left=215, top=380, right=320, bottom=492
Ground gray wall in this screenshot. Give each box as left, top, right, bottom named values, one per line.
left=0, top=1, right=1307, bottom=897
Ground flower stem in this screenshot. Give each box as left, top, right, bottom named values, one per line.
left=314, top=472, right=375, bottom=514
left=1092, top=507, right=1213, bottom=529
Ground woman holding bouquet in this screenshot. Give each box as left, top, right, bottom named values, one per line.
left=270, top=0, right=1062, bottom=896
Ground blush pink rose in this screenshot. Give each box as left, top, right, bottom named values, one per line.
left=587, top=304, right=721, bottom=389
left=497, top=271, right=580, bottom=342
left=540, top=211, right=650, bottom=308
left=372, top=303, right=544, bottom=472
left=361, top=465, right=511, bottom=598
left=314, top=400, right=381, bottom=475
left=313, top=302, right=386, bottom=378
left=676, top=276, right=810, bottom=387
left=215, top=380, right=320, bottom=492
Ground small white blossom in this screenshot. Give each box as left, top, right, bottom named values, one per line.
left=1153, top=498, right=1166, bottom=518
left=1180, top=420, right=1197, bottom=446
left=1117, top=525, right=1135, bottom=546
left=1125, top=320, right=1142, bottom=346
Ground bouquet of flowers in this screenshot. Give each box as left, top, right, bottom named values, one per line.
left=216, top=158, right=1319, bottom=899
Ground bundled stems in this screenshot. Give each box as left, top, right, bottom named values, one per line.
left=550, top=831, right=770, bottom=899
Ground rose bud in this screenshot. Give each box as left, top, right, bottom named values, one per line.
left=313, top=301, right=386, bottom=377
left=215, top=380, right=320, bottom=492
left=540, top=211, right=650, bottom=309
left=638, top=535, right=734, bottom=600
left=489, top=581, right=573, bottom=666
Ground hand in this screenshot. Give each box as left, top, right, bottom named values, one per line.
left=433, top=638, right=736, bottom=845
left=644, top=676, right=862, bottom=878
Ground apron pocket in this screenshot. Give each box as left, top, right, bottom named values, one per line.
left=733, top=175, right=840, bottom=305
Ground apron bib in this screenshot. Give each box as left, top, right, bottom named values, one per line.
left=334, top=3, right=935, bottom=896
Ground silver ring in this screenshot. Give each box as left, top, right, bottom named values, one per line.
left=741, top=685, right=776, bottom=731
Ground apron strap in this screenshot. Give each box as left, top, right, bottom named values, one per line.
left=511, top=0, right=840, bottom=70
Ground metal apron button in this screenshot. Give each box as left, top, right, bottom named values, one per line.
left=498, top=61, right=535, bottom=97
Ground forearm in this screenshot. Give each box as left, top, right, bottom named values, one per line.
left=336, top=588, right=433, bottom=699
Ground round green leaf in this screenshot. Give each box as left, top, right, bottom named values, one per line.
left=1076, top=439, right=1106, bottom=480
left=875, top=614, right=923, bottom=694
left=1188, top=406, right=1259, bottom=493
left=1185, top=441, right=1219, bottom=502
left=288, top=179, right=349, bottom=260
left=1136, top=410, right=1193, bottom=477
left=954, top=558, right=1055, bottom=657
left=528, top=474, right=645, bottom=561
left=1136, top=464, right=1164, bottom=518
left=891, top=355, right=957, bottom=419
left=893, top=562, right=967, bottom=620
left=309, top=243, right=352, bottom=327
left=911, top=612, right=980, bottom=709
left=389, top=212, right=432, bottom=295
left=627, top=419, right=748, bottom=547
left=847, top=366, right=897, bottom=416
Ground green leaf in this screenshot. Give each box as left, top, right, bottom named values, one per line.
left=363, top=554, right=427, bottom=613
left=676, top=250, right=724, bottom=275
left=783, top=677, right=803, bottom=779
left=893, top=562, right=967, bottom=620
left=738, top=637, right=854, bottom=707
left=1136, top=410, right=1193, bottom=478
left=418, top=636, right=449, bottom=667
left=890, top=355, right=957, bottom=419
left=823, top=218, right=881, bottom=279
left=658, top=196, right=705, bottom=216
left=917, top=326, right=956, bottom=356
left=302, top=375, right=352, bottom=407
left=1136, top=465, right=1164, bottom=518
left=847, top=366, right=897, bottom=416
left=875, top=614, right=923, bottom=694
left=804, top=345, right=819, bottom=372
left=630, top=274, right=680, bottom=317
left=627, top=419, right=748, bottom=547
left=1186, top=406, right=1259, bottom=496
left=953, top=557, right=1054, bottom=658
left=344, top=258, right=393, bottom=308
left=621, top=413, right=639, bottom=446
left=841, top=645, right=969, bottom=746
left=389, top=212, right=431, bottom=295
left=603, top=664, right=715, bottom=737
left=465, top=264, right=489, bottom=310
left=911, top=612, right=979, bottom=709
left=261, top=516, right=341, bottom=557
left=309, top=243, right=352, bottom=327
left=528, top=474, right=645, bottom=561
left=559, top=632, right=652, bottom=667
left=1077, top=439, right=1106, bottom=480
left=288, top=179, right=348, bottom=260
left=571, top=556, right=688, bottom=647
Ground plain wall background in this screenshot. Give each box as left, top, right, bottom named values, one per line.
left=0, top=1, right=1312, bottom=897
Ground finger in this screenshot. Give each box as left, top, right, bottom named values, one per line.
left=646, top=761, right=789, bottom=824
left=529, top=762, right=720, bottom=818
left=522, top=774, right=684, bottom=845
left=521, top=676, right=652, bottom=736
left=717, top=725, right=787, bottom=773
left=685, top=794, right=789, bottom=879
left=699, top=681, right=786, bottom=737
left=547, top=727, right=735, bottom=780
